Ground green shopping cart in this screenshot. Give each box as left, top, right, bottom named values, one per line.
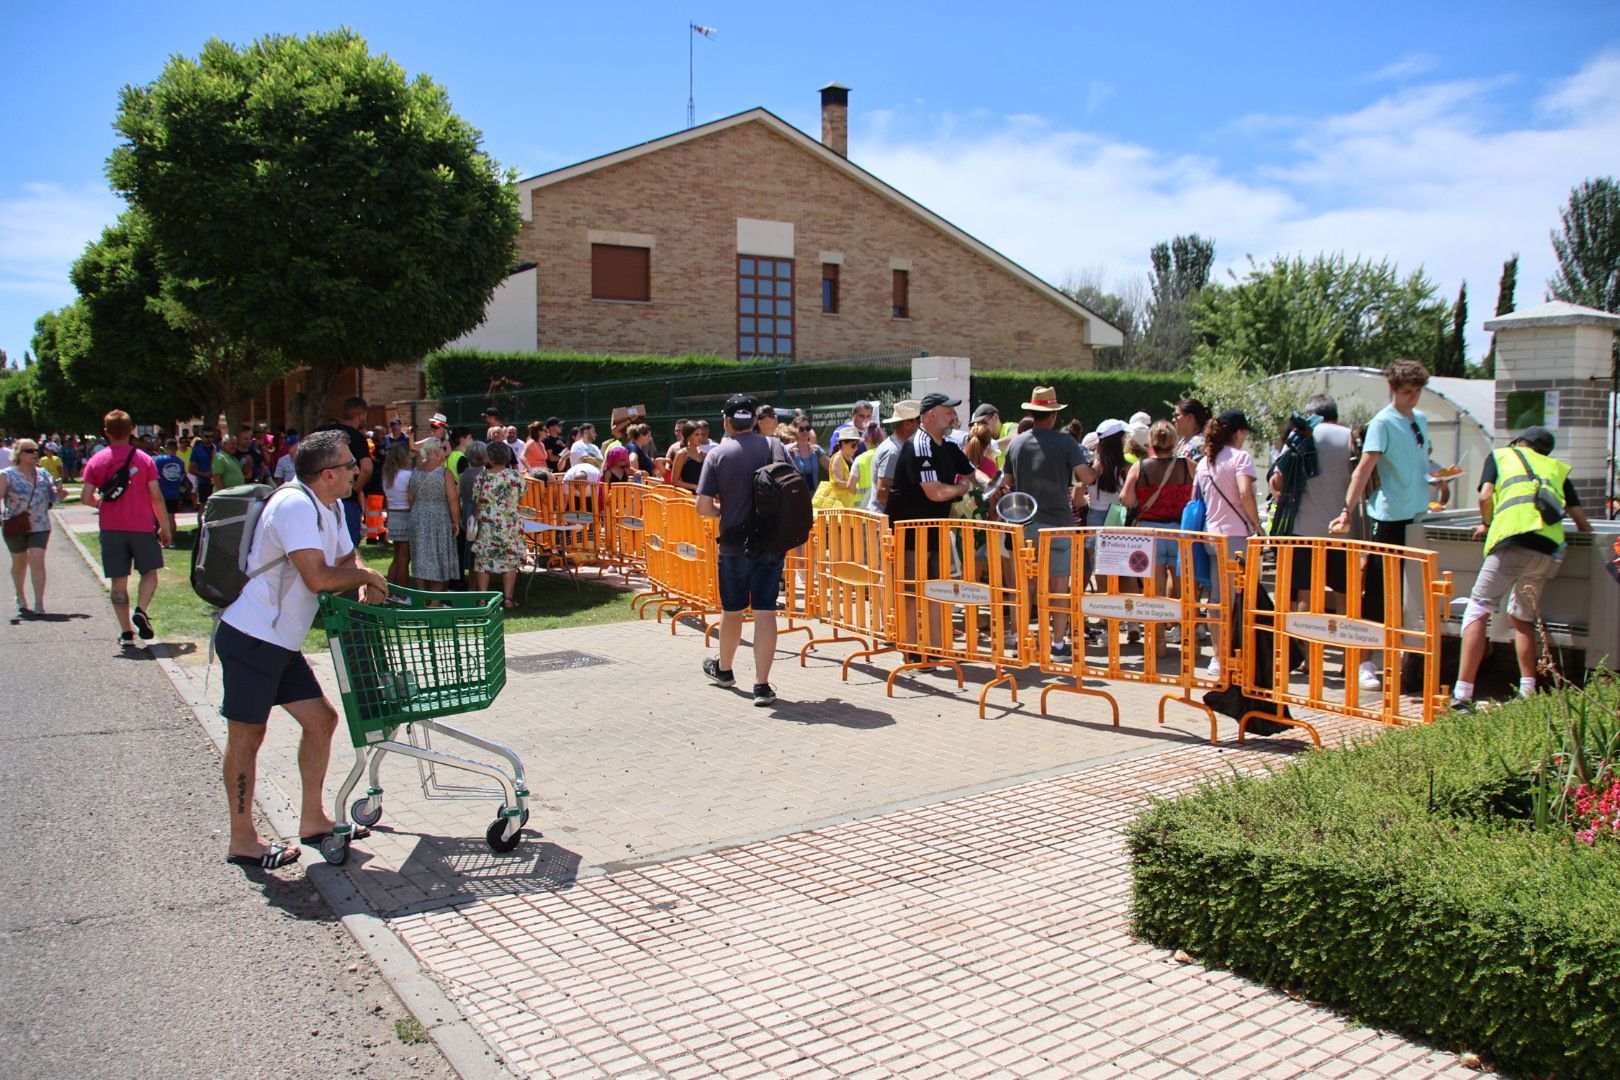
left=314, top=584, right=529, bottom=866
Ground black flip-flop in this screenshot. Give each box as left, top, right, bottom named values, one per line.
left=299, top=826, right=371, bottom=846
left=226, top=842, right=301, bottom=869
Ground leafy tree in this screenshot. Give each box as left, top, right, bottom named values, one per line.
left=1192, top=254, right=1445, bottom=376
left=69, top=210, right=288, bottom=432
left=29, top=305, right=102, bottom=433
left=1432, top=281, right=1467, bottom=378
left=1060, top=268, right=1147, bottom=371
left=1547, top=176, right=1620, bottom=385
left=0, top=366, right=41, bottom=435
left=108, top=29, right=522, bottom=432
left=1481, top=253, right=1518, bottom=378
left=0, top=348, right=8, bottom=369
left=1141, top=234, right=1215, bottom=370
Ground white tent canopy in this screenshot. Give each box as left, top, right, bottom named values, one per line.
left=1263, top=367, right=1494, bottom=479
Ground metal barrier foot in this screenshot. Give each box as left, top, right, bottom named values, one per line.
left=800, top=633, right=869, bottom=667
left=1039, top=680, right=1120, bottom=726
left=886, top=657, right=964, bottom=696
left=1158, top=690, right=1222, bottom=745
left=978, top=670, right=1020, bottom=718
left=841, top=645, right=897, bottom=681
left=1238, top=710, right=1321, bottom=747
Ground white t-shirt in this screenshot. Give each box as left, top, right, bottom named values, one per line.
left=563, top=462, right=601, bottom=482
left=222, top=483, right=353, bottom=650
left=385, top=468, right=412, bottom=510
left=0, top=447, right=10, bottom=469
left=272, top=454, right=296, bottom=485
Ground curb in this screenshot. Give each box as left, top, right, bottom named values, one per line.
left=55, top=511, right=513, bottom=1080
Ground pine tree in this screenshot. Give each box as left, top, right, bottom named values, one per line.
left=1447, top=281, right=1467, bottom=377
left=1482, top=254, right=1517, bottom=378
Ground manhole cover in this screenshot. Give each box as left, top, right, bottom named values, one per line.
left=506, top=650, right=611, bottom=674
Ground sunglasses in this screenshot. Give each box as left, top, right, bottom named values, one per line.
left=1409, top=420, right=1424, bottom=446
left=328, top=458, right=360, bottom=472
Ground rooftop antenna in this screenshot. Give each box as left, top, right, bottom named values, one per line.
left=688, top=22, right=716, bottom=128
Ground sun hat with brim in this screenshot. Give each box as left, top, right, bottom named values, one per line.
left=430, top=413, right=448, bottom=426
left=1021, top=386, right=1067, bottom=412
left=1094, top=418, right=1127, bottom=439
left=885, top=400, right=922, bottom=423
left=833, top=425, right=861, bottom=444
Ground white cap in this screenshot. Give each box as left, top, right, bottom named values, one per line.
left=1129, top=411, right=1152, bottom=428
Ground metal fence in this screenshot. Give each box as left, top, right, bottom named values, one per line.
left=394, top=350, right=922, bottom=437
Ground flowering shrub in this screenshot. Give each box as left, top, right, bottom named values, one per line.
left=1570, top=776, right=1620, bottom=845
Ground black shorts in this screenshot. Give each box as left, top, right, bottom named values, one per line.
left=216, top=620, right=324, bottom=725
left=1288, top=546, right=1348, bottom=594
left=101, top=530, right=163, bottom=578
left=4, top=529, right=48, bottom=555
left=164, top=497, right=185, bottom=515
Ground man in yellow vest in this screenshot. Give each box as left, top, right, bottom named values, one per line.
left=1450, top=426, right=1590, bottom=711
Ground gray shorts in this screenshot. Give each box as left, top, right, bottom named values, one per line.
left=101, top=529, right=163, bottom=578
left=1469, top=545, right=1561, bottom=622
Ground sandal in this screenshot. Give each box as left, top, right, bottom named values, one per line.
left=502, top=597, right=519, bottom=610
left=226, top=841, right=302, bottom=869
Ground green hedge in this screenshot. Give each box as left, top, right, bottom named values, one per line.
left=423, top=350, right=734, bottom=399
left=971, top=369, right=1188, bottom=426
left=1128, top=688, right=1620, bottom=1079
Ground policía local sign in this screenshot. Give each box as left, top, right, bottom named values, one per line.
left=1093, top=531, right=1155, bottom=578
left=1283, top=613, right=1385, bottom=648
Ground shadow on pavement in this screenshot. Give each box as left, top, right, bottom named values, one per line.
left=767, top=697, right=896, bottom=729
left=341, top=830, right=584, bottom=917
left=15, top=611, right=91, bottom=622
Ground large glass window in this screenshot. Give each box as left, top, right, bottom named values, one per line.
left=738, top=257, right=794, bottom=358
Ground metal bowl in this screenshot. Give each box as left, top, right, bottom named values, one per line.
left=996, top=490, right=1037, bottom=525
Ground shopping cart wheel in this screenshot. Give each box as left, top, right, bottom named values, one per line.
left=485, top=818, right=523, bottom=854
left=319, top=834, right=351, bottom=865
left=499, top=804, right=531, bottom=828
left=351, top=797, right=383, bottom=828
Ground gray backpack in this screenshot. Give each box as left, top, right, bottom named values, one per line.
left=191, top=483, right=323, bottom=608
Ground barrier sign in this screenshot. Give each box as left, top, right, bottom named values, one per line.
left=1080, top=594, right=1182, bottom=622
left=1283, top=613, right=1384, bottom=648
left=923, top=580, right=993, bottom=605
left=1094, top=532, right=1155, bottom=578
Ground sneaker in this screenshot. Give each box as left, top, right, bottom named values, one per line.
left=1126, top=626, right=1141, bottom=646
left=702, top=658, right=735, bottom=688
left=1205, top=658, right=1222, bottom=680
left=1050, top=641, right=1073, bottom=661
left=752, top=684, right=776, bottom=707
left=118, top=630, right=137, bottom=648
left=1165, top=625, right=1182, bottom=645
left=1448, top=698, right=1476, bottom=714
left=1358, top=661, right=1382, bottom=691
left=132, top=607, right=155, bottom=641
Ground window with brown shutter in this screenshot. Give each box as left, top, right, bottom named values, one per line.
left=892, top=268, right=909, bottom=318
left=821, top=263, right=839, bottom=314
left=591, top=244, right=650, bottom=301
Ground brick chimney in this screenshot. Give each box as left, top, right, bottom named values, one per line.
left=819, top=82, right=850, bottom=157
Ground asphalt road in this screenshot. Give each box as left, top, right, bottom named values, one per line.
left=0, top=534, right=453, bottom=1079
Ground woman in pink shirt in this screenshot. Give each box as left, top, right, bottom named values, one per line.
left=1195, top=410, right=1261, bottom=679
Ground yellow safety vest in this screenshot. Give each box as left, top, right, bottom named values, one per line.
left=1483, top=446, right=1569, bottom=555
left=853, top=447, right=877, bottom=498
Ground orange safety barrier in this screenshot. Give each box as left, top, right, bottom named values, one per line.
left=364, top=494, right=387, bottom=542
left=1036, top=527, right=1240, bottom=743
left=1239, top=535, right=1453, bottom=742
left=603, top=481, right=649, bottom=574
left=800, top=509, right=894, bottom=674
left=518, top=476, right=610, bottom=579
left=633, top=487, right=690, bottom=620
left=888, top=519, right=1033, bottom=716
left=653, top=495, right=721, bottom=634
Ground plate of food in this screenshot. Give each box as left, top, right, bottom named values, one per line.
left=1428, top=501, right=1448, bottom=512
left=1429, top=465, right=1465, bottom=480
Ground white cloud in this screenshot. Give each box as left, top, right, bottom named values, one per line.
left=848, top=51, right=1620, bottom=362
left=1359, top=53, right=1439, bottom=83
left=0, top=181, right=124, bottom=358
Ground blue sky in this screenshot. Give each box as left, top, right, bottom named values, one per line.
left=3, top=1, right=1618, bottom=367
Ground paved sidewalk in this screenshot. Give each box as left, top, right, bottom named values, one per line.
left=157, top=603, right=1488, bottom=1079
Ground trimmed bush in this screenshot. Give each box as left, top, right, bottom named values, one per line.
left=971, top=369, right=1188, bottom=426
left=1128, top=686, right=1620, bottom=1079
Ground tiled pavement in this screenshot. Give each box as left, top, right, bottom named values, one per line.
left=159, top=609, right=1488, bottom=1079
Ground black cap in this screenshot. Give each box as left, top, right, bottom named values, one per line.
left=723, top=393, right=758, bottom=423
left=1516, top=426, right=1555, bottom=454
left=482, top=405, right=500, bottom=416
left=543, top=416, right=561, bottom=427
left=918, top=392, right=962, bottom=412
left=1216, top=409, right=1251, bottom=432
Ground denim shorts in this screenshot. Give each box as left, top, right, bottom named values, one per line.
left=717, top=550, right=786, bottom=613
left=1024, top=523, right=1072, bottom=576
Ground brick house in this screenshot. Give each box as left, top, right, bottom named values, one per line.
left=247, top=85, right=1120, bottom=428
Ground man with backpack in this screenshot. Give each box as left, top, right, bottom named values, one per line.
left=213, top=429, right=388, bottom=869
left=80, top=409, right=170, bottom=648
left=696, top=394, right=803, bottom=707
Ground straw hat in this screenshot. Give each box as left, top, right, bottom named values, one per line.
left=1021, top=386, right=1066, bottom=412
left=884, top=399, right=922, bottom=423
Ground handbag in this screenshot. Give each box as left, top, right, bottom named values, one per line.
left=1103, top=501, right=1129, bottom=527
left=1509, top=448, right=1565, bottom=525
left=1181, top=478, right=1211, bottom=587
left=2, top=512, right=28, bottom=537
left=97, top=445, right=139, bottom=503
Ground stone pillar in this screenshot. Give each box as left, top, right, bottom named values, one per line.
left=912, top=355, right=971, bottom=419
left=1483, top=301, right=1619, bottom=508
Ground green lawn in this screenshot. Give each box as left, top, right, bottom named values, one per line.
left=74, top=528, right=637, bottom=652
